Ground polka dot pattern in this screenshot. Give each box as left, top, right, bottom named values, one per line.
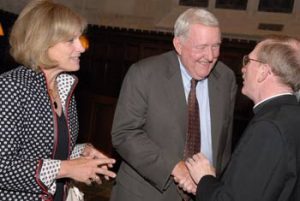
left=70, top=144, right=86, bottom=159
left=0, top=66, right=79, bottom=200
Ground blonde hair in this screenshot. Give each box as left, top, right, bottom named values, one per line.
left=9, top=0, right=87, bottom=71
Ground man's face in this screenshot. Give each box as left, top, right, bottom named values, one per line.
left=241, top=44, right=263, bottom=100
left=173, top=23, right=221, bottom=80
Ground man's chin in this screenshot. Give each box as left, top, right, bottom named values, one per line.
left=195, top=70, right=212, bottom=80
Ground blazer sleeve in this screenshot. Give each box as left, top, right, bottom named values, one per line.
left=196, top=120, right=289, bottom=201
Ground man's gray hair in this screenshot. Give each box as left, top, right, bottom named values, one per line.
left=174, top=8, right=219, bottom=38
left=257, top=36, right=300, bottom=91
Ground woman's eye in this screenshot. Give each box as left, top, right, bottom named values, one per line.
left=68, top=38, right=75, bottom=43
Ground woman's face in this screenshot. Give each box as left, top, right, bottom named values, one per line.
left=47, top=33, right=85, bottom=72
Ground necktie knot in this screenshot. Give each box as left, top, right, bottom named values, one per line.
left=190, top=78, right=198, bottom=89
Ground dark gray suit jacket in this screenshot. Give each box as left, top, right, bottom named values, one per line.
left=196, top=95, right=300, bottom=201
left=110, top=51, right=237, bottom=201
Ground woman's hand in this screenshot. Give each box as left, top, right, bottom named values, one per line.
left=80, top=144, right=115, bottom=180
left=81, top=144, right=108, bottom=159
left=58, top=156, right=116, bottom=185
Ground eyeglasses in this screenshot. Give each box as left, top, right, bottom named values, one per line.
left=242, top=55, right=264, bottom=66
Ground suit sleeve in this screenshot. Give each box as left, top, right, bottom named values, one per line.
left=196, top=120, right=289, bottom=201
left=111, top=63, right=179, bottom=191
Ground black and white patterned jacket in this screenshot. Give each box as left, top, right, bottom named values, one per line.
left=0, top=66, right=84, bottom=200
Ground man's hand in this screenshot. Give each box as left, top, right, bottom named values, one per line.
left=185, top=153, right=216, bottom=185
left=172, top=160, right=197, bottom=194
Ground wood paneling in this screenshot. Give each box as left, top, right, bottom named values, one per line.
left=76, top=92, right=117, bottom=156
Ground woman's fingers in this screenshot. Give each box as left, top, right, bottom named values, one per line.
left=95, top=166, right=116, bottom=178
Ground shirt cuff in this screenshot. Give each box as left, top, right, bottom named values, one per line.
left=39, top=159, right=61, bottom=195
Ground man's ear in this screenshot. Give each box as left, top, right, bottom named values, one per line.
left=173, top=37, right=182, bottom=55
left=257, top=64, right=271, bottom=83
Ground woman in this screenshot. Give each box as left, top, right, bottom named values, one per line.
left=0, top=0, right=116, bottom=200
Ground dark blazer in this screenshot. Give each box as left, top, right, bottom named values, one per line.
left=196, top=95, right=300, bottom=201
left=0, top=66, right=79, bottom=200
left=110, top=51, right=237, bottom=201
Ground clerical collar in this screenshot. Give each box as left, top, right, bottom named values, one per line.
left=253, top=92, right=293, bottom=110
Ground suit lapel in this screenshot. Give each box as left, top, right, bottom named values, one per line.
left=163, top=52, right=188, bottom=143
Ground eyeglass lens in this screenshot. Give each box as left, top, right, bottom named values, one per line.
left=243, top=55, right=249, bottom=66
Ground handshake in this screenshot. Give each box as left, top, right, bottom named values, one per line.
left=172, top=153, right=216, bottom=195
